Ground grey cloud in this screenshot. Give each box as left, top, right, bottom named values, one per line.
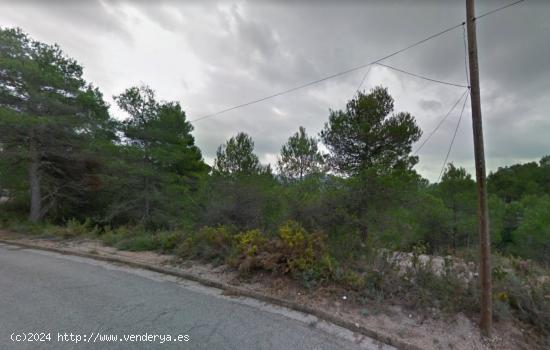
left=419, top=99, right=443, bottom=111
left=1, top=0, right=133, bottom=43
left=137, top=4, right=183, bottom=32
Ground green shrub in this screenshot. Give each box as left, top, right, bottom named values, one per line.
left=66, top=218, right=93, bottom=237
left=354, top=249, right=549, bottom=342
left=177, top=226, right=234, bottom=263
left=99, top=225, right=135, bottom=246
left=99, top=231, right=121, bottom=246
left=491, top=255, right=550, bottom=338
left=115, top=234, right=160, bottom=251
left=34, top=218, right=98, bottom=239
left=154, top=231, right=185, bottom=253
left=96, top=227, right=184, bottom=253
left=404, top=259, right=478, bottom=314
left=43, top=225, right=65, bottom=238
left=6, top=220, right=49, bottom=235
left=512, top=195, right=550, bottom=265
left=299, top=253, right=338, bottom=290
left=361, top=250, right=404, bottom=301
left=62, top=218, right=97, bottom=238
left=338, top=270, right=366, bottom=290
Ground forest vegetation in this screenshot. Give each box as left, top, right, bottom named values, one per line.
left=1, top=28, right=548, bottom=343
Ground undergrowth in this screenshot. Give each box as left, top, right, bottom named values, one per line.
left=2, top=217, right=548, bottom=344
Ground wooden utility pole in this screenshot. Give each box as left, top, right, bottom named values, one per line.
left=465, top=0, right=492, bottom=337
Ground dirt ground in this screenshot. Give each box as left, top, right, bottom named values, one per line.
left=0, top=230, right=538, bottom=350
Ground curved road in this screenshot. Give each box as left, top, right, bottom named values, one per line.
left=0, top=243, right=392, bottom=350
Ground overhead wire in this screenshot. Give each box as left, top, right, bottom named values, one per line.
left=190, top=0, right=525, bottom=123
left=437, top=95, right=469, bottom=182
left=474, top=0, right=525, bottom=20
left=356, top=65, right=373, bottom=93
left=433, top=0, right=502, bottom=182
left=414, top=89, right=469, bottom=155
left=191, top=23, right=464, bottom=122
left=418, top=0, right=525, bottom=180
left=373, top=62, right=468, bottom=88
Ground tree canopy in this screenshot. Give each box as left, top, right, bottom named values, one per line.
left=213, top=132, right=266, bottom=176
left=2, top=27, right=549, bottom=269
left=108, top=85, right=207, bottom=228
left=277, top=126, right=324, bottom=181
left=0, top=27, right=114, bottom=222
left=321, top=86, right=422, bottom=175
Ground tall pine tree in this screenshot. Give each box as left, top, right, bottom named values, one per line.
left=0, top=27, right=113, bottom=221
left=110, top=85, right=207, bottom=228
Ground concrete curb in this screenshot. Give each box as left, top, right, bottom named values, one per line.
left=0, top=238, right=422, bottom=350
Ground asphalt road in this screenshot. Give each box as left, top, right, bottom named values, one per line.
left=0, top=243, right=392, bottom=350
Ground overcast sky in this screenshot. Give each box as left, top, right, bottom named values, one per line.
left=1, top=0, right=548, bottom=181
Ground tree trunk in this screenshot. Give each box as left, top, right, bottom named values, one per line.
left=142, top=173, right=152, bottom=227
left=28, top=136, right=42, bottom=222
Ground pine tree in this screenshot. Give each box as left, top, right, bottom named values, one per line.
left=277, top=126, right=324, bottom=181
left=110, top=85, right=207, bottom=228
left=0, top=28, right=113, bottom=221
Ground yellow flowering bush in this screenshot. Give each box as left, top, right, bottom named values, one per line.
left=235, top=229, right=267, bottom=256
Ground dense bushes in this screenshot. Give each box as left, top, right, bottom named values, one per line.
left=2, top=215, right=548, bottom=342
left=198, top=174, right=284, bottom=232
left=100, top=227, right=185, bottom=253
left=511, top=195, right=550, bottom=266
left=177, top=226, right=234, bottom=263
left=94, top=221, right=550, bottom=339
left=491, top=255, right=550, bottom=338
left=175, top=221, right=334, bottom=279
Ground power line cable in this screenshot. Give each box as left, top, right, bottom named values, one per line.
left=191, top=24, right=464, bottom=123
left=436, top=0, right=526, bottom=181
left=474, top=0, right=525, bottom=20
left=437, top=95, right=469, bottom=182
left=356, top=65, right=373, bottom=93
left=190, top=0, right=524, bottom=123
left=414, top=89, right=469, bottom=155
left=374, top=62, right=468, bottom=88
